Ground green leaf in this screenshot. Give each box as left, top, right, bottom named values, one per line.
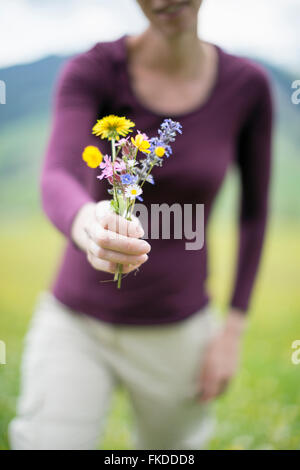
left=117, top=194, right=127, bottom=216
left=110, top=199, right=120, bottom=214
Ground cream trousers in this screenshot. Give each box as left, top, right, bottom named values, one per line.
left=9, top=290, right=224, bottom=450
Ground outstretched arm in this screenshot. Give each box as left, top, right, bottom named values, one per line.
left=40, top=50, right=107, bottom=241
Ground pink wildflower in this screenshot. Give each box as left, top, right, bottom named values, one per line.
left=114, top=159, right=126, bottom=172
left=97, top=155, right=113, bottom=180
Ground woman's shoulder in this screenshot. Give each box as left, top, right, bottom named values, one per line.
left=58, top=36, right=124, bottom=84
left=218, top=45, right=273, bottom=99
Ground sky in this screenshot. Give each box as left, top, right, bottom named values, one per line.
left=0, top=0, right=299, bottom=72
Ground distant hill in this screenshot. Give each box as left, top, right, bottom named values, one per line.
left=0, top=55, right=67, bottom=128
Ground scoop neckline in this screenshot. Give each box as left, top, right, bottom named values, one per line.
left=119, top=34, right=224, bottom=120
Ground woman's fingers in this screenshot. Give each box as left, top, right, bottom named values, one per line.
left=200, top=377, right=219, bottom=401
left=121, top=263, right=143, bottom=274
left=95, top=201, right=144, bottom=238
left=200, top=375, right=229, bottom=401
left=87, top=251, right=115, bottom=273
left=85, top=200, right=150, bottom=273
left=199, top=360, right=232, bottom=402
left=88, top=238, right=149, bottom=265
left=87, top=223, right=150, bottom=256
left=87, top=251, right=143, bottom=274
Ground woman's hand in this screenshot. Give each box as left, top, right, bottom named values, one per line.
left=197, top=309, right=248, bottom=402
left=71, top=200, right=151, bottom=274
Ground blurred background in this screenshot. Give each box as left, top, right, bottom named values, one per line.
left=0, top=0, right=299, bottom=450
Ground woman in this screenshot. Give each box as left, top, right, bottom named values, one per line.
left=9, top=0, right=273, bottom=450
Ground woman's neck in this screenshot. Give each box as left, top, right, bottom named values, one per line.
left=127, top=27, right=206, bottom=78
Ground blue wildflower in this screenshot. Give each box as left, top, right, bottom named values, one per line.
left=146, top=174, right=155, bottom=185
left=121, top=173, right=135, bottom=185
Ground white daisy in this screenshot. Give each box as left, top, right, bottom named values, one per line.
left=125, top=184, right=143, bottom=200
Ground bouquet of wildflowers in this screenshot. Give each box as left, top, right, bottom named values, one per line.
left=82, top=115, right=182, bottom=288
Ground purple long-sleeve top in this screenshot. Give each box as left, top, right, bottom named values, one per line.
left=40, top=35, right=273, bottom=325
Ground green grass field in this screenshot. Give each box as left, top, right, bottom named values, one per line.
left=0, top=210, right=299, bottom=450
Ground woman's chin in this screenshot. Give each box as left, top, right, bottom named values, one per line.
left=157, top=19, right=196, bottom=36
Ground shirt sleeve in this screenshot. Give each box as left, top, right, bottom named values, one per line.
left=39, top=46, right=110, bottom=244
left=229, top=69, right=274, bottom=313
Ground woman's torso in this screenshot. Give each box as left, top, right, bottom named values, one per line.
left=50, top=34, right=266, bottom=324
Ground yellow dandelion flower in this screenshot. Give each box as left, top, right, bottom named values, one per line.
left=155, top=146, right=165, bottom=158
left=82, top=146, right=103, bottom=168
left=92, top=115, right=135, bottom=141
left=131, top=134, right=151, bottom=154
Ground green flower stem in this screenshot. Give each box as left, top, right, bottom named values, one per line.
left=128, top=200, right=135, bottom=219
left=111, top=138, right=123, bottom=287
left=111, top=138, right=116, bottom=161
left=116, top=265, right=123, bottom=288
left=111, top=141, right=140, bottom=288
left=114, top=197, right=137, bottom=288
left=140, top=163, right=154, bottom=188
left=111, top=138, right=118, bottom=209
